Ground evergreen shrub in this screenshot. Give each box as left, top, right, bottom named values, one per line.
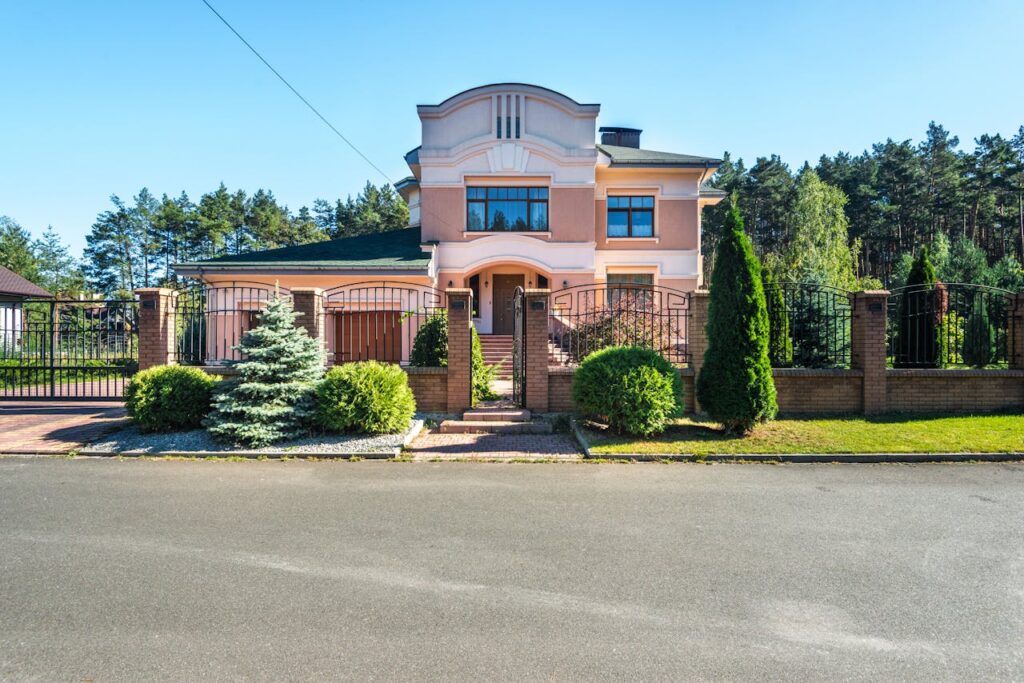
left=124, top=365, right=216, bottom=432
left=695, top=203, right=777, bottom=433
left=962, top=300, right=996, bottom=367
left=761, top=268, right=793, bottom=367
left=204, top=295, right=325, bottom=447
left=572, top=345, right=682, bottom=436
left=314, top=361, right=416, bottom=434
left=410, top=310, right=496, bottom=403
left=895, top=247, right=940, bottom=368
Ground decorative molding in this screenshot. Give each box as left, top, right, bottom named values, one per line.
left=486, top=143, right=531, bottom=173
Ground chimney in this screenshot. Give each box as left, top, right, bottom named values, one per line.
left=599, top=126, right=642, bottom=149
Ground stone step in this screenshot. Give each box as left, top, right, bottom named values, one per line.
left=438, top=420, right=552, bottom=435
left=462, top=409, right=531, bottom=422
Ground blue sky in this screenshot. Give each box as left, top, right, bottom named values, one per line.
left=2, top=0, right=1022, bottom=254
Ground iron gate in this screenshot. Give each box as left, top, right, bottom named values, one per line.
left=0, top=298, right=139, bottom=400
left=511, top=286, right=525, bottom=407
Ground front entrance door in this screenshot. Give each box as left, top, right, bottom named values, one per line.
left=491, top=274, right=524, bottom=335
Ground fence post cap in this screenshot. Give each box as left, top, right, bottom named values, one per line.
left=290, top=287, right=323, bottom=295
left=445, top=288, right=472, bottom=296
left=524, top=288, right=551, bottom=296
left=856, top=290, right=890, bottom=297
left=134, top=287, right=177, bottom=297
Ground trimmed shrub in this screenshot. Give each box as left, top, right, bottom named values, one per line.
left=962, top=300, right=995, bottom=368
left=124, top=365, right=216, bottom=432
left=314, top=361, right=416, bottom=434
left=204, top=295, right=325, bottom=447
left=410, top=310, right=497, bottom=403
left=410, top=312, right=447, bottom=367
left=695, top=203, right=777, bottom=433
left=573, top=345, right=683, bottom=435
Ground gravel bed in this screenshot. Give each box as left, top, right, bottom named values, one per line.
left=82, top=418, right=425, bottom=457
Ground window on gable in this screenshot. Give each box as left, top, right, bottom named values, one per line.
left=466, top=187, right=548, bottom=232
left=607, top=196, right=654, bottom=237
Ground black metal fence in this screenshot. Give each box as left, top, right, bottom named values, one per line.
left=1, top=298, right=138, bottom=399
left=322, top=282, right=446, bottom=365
left=547, top=284, right=691, bottom=365
left=887, top=283, right=1019, bottom=368
left=175, top=282, right=290, bottom=365
left=763, top=282, right=853, bottom=368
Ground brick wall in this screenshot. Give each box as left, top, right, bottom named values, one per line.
left=405, top=366, right=448, bottom=413
left=773, top=369, right=864, bottom=414
left=887, top=370, right=1024, bottom=412
left=548, top=367, right=574, bottom=412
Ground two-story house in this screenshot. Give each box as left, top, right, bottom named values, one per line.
left=176, top=83, right=724, bottom=362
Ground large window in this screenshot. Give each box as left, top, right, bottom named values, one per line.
left=607, top=196, right=654, bottom=237
left=467, top=187, right=548, bottom=232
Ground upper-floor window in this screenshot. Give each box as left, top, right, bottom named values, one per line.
left=607, top=196, right=654, bottom=237
left=467, top=187, right=548, bottom=232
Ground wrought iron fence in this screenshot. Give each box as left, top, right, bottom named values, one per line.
left=1, top=298, right=138, bottom=399
left=887, top=283, right=1018, bottom=368
left=175, top=282, right=290, bottom=365
left=322, top=282, right=446, bottom=365
left=763, top=282, right=853, bottom=368
left=547, top=284, right=690, bottom=365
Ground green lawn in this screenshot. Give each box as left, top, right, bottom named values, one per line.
left=584, top=413, right=1024, bottom=455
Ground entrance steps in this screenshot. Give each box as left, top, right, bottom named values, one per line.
left=437, top=407, right=552, bottom=434
left=478, top=335, right=513, bottom=380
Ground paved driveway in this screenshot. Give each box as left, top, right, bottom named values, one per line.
left=1, top=459, right=1022, bottom=680
left=0, top=401, right=127, bottom=454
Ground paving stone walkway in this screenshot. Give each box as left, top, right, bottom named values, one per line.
left=406, top=430, right=581, bottom=461
left=0, top=401, right=128, bottom=454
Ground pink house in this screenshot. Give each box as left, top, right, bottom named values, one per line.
left=175, top=83, right=724, bottom=365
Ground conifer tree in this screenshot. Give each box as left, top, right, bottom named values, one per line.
left=962, top=298, right=995, bottom=368
left=696, top=203, right=777, bottom=433
left=204, top=294, right=325, bottom=446
left=895, top=247, right=939, bottom=367
left=761, top=267, right=792, bottom=367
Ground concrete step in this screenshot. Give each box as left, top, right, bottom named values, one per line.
left=462, top=409, right=531, bottom=422
left=438, top=420, right=552, bottom=435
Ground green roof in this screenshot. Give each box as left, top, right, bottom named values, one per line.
left=175, top=227, right=432, bottom=273
left=597, top=144, right=721, bottom=167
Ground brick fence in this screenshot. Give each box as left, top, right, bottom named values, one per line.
left=137, top=285, right=1024, bottom=416
left=538, top=288, right=1024, bottom=416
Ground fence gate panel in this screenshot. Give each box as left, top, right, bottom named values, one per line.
left=512, top=286, right=526, bottom=407
left=0, top=298, right=139, bottom=400
left=322, top=282, right=446, bottom=366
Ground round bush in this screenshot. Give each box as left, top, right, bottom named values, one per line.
left=124, top=365, right=216, bottom=433
left=572, top=346, right=683, bottom=435
left=314, top=361, right=416, bottom=434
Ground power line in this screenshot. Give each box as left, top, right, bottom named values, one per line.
left=199, top=0, right=393, bottom=185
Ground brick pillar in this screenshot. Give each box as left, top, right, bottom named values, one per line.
left=446, top=288, right=473, bottom=413
left=1010, top=293, right=1024, bottom=369
left=850, top=290, right=889, bottom=414
left=291, top=287, right=324, bottom=351
left=688, top=290, right=710, bottom=413
left=524, top=289, right=550, bottom=413
left=136, top=287, right=178, bottom=370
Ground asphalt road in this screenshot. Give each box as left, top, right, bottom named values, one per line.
left=2, top=458, right=1023, bottom=681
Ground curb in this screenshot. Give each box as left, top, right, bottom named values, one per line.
left=585, top=452, right=1024, bottom=463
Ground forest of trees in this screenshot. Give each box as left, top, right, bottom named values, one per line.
left=0, top=181, right=408, bottom=297
left=702, top=122, right=1024, bottom=291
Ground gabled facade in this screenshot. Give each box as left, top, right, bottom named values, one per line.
left=395, top=83, right=723, bottom=333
